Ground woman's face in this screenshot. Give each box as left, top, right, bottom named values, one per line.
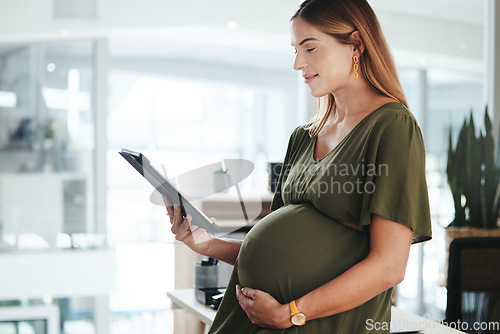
left=291, top=17, right=354, bottom=97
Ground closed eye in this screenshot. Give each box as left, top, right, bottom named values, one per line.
left=306, top=48, right=315, bottom=52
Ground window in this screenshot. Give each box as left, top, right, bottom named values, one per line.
left=397, top=68, right=483, bottom=319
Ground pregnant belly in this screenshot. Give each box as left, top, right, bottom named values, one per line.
left=237, top=203, right=370, bottom=303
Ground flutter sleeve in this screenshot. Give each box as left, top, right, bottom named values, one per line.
left=360, top=112, right=432, bottom=244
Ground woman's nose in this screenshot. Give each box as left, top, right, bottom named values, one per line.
left=293, top=53, right=305, bottom=71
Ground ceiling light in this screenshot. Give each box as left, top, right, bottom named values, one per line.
left=47, top=63, right=56, bottom=72
left=0, top=91, right=17, bottom=108
left=227, top=21, right=238, bottom=30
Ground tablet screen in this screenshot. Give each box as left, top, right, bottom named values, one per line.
left=119, top=149, right=222, bottom=236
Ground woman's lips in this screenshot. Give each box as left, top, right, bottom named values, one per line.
left=304, top=74, right=318, bottom=83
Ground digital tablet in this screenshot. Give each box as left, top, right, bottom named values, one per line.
left=119, top=149, right=222, bottom=235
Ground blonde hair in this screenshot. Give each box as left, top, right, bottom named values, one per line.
left=292, top=0, right=408, bottom=137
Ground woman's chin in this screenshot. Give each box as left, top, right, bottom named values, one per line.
left=308, top=88, right=330, bottom=98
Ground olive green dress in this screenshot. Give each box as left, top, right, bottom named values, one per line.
left=208, top=102, right=432, bottom=334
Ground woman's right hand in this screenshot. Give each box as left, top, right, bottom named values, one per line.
left=163, top=195, right=214, bottom=255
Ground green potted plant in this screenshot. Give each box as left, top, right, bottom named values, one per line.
left=441, top=107, right=500, bottom=284
left=446, top=106, right=500, bottom=240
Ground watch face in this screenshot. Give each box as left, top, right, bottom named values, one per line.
left=291, top=313, right=306, bottom=326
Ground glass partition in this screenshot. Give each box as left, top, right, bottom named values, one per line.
left=0, top=40, right=99, bottom=249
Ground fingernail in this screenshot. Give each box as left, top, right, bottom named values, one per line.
left=187, top=214, right=192, bottom=221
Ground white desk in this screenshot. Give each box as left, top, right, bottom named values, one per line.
left=0, top=248, right=116, bottom=334
left=167, top=289, right=465, bottom=333
left=0, top=248, right=115, bottom=300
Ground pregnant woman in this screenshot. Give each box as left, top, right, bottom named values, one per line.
left=165, top=0, right=432, bottom=332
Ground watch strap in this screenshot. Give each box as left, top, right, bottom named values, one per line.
left=289, top=300, right=299, bottom=315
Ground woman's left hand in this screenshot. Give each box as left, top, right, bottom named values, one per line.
left=235, top=285, right=291, bottom=329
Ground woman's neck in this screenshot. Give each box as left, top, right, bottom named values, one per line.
left=331, top=80, right=394, bottom=123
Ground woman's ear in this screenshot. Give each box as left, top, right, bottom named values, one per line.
left=350, top=30, right=365, bottom=56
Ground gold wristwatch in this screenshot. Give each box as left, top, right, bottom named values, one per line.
left=289, top=300, right=306, bottom=326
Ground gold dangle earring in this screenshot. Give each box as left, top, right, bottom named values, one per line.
left=353, top=56, right=359, bottom=79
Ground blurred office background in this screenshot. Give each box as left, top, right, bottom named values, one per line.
left=0, top=0, right=495, bottom=333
